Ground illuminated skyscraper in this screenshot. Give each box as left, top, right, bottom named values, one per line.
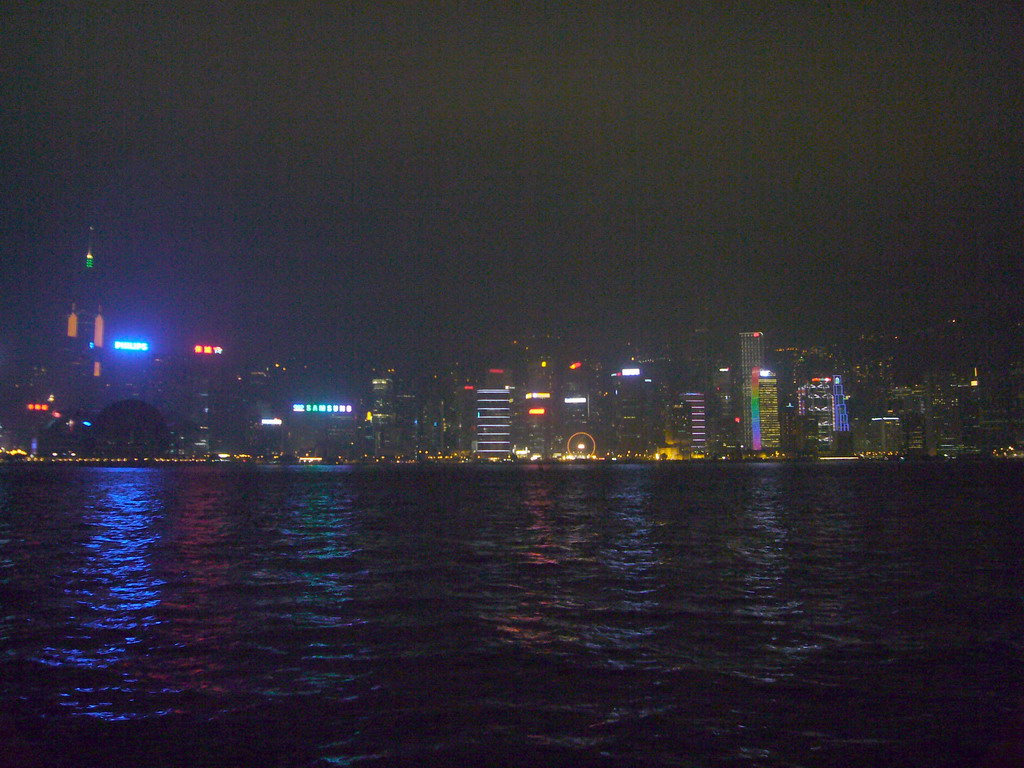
left=682, top=392, right=707, bottom=455
left=739, top=332, right=763, bottom=451
left=740, top=331, right=764, bottom=379
left=757, top=370, right=781, bottom=451
left=61, top=229, right=106, bottom=410
left=797, top=375, right=851, bottom=454
left=475, top=368, right=513, bottom=458
left=739, top=332, right=780, bottom=453
left=371, top=375, right=396, bottom=457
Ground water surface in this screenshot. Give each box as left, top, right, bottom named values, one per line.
left=2, top=462, right=1023, bottom=766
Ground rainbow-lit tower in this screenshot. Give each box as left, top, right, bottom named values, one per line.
left=739, top=331, right=780, bottom=455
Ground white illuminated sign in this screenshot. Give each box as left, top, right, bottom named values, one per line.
left=113, top=341, right=149, bottom=351
left=563, top=397, right=588, bottom=404
left=621, top=368, right=640, bottom=376
left=292, top=404, right=353, bottom=413
left=261, top=418, right=283, bottom=426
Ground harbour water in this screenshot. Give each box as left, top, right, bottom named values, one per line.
left=1, top=462, right=1023, bottom=766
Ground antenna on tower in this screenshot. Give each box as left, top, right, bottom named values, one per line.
left=85, top=226, right=94, bottom=269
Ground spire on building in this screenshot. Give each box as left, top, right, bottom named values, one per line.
left=85, top=226, right=94, bottom=269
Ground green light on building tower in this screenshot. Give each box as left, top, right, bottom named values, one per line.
left=85, top=227, right=94, bottom=269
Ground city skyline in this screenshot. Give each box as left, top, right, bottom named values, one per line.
left=3, top=303, right=1021, bottom=461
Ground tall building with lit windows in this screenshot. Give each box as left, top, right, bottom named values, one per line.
left=61, top=228, right=106, bottom=411
left=796, top=375, right=851, bottom=453
left=739, top=332, right=763, bottom=451
left=739, top=332, right=780, bottom=454
left=475, top=368, right=514, bottom=459
left=757, top=370, right=781, bottom=452
left=682, top=392, right=707, bottom=455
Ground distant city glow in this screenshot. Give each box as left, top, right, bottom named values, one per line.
left=292, top=404, right=353, bottom=413
left=194, top=345, right=223, bottom=355
left=113, top=340, right=149, bottom=351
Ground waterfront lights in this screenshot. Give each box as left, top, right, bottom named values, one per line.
left=113, top=340, right=149, bottom=351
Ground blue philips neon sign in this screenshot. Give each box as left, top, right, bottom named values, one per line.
left=113, top=341, right=149, bottom=351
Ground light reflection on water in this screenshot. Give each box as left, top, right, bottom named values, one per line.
left=40, top=471, right=165, bottom=674
left=0, top=462, right=1022, bottom=766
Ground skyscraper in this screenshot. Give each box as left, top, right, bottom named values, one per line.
left=739, top=332, right=780, bottom=454
left=61, top=228, right=106, bottom=411
left=739, top=332, right=764, bottom=451
left=797, top=374, right=851, bottom=454
left=682, top=392, right=707, bottom=455
left=475, top=368, right=513, bottom=459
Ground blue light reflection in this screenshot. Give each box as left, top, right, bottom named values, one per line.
left=35, top=469, right=166, bottom=717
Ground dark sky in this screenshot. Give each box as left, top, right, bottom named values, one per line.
left=2, top=2, right=1022, bottom=369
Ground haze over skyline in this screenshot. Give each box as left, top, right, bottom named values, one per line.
left=3, top=2, right=1022, bottom=370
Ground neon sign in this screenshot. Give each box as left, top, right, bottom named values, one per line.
left=621, top=368, right=640, bottom=376
left=525, top=392, right=551, bottom=399
left=261, top=418, right=283, bottom=426
left=113, top=341, right=149, bottom=351
left=27, top=403, right=50, bottom=411
left=292, top=404, right=353, bottom=413
left=194, top=345, right=223, bottom=355
left=528, top=407, right=546, bottom=415
left=564, top=397, right=587, bottom=404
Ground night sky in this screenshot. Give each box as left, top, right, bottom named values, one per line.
left=2, top=2, right=1022, bottom=370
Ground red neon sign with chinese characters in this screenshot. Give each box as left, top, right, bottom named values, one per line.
left=194, top=345, right=224, bottom=355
